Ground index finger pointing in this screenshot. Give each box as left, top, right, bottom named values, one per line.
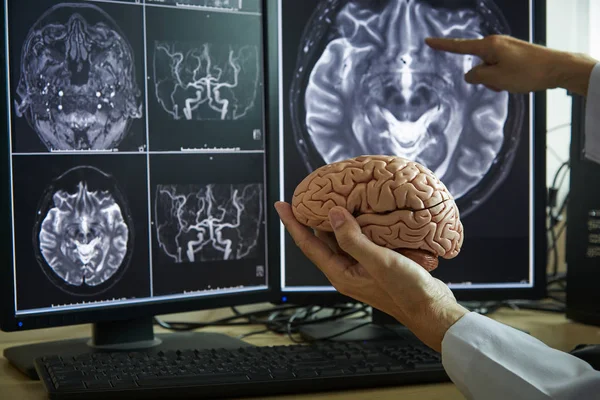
left=425, top=37, right=486, bottom=56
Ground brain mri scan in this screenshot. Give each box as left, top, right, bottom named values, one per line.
left=155, top=183, right=263, bottom=263
left=14, top=3, right=142, bottom=151
left=34, top=166, right=133, bottom=295
left=154, top=41, right=260, bottom=121
left=289, top=0, right=525, bottom=217
left=292, top=155, right=463, bottom=271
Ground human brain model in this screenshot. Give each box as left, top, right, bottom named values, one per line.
left=292, top=155, right=464, bottom=271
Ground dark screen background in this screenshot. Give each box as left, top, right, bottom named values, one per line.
left=279, top=0, right=533, bottom=288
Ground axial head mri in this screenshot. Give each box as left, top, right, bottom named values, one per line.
left=35, top=166, right=132, bottom=295
left=290, top=0, right=525, bottom=217
left=14, top=3, right=142, bottom=151
left=292, top=155, right=464, bottom=271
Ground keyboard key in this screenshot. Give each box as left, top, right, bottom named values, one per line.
left=110, top=379, right=139, bottom=389
left=54, top=370, right=85, bottom=381
left=247, top=368, right=270, bottom=375
left=248, top=373, right=273, bottom=381
left=84, top=380, right=112, bottom=389
left=135, top=372, right=157, bottom=379
left=49, top=366, right=76, bottom=374
left=293, top=361, right=337, bottom=369
left=271, top=371, right=295, bottom=379
left=319, top=368, right=345, bottom=377
left=332, top=354, right=348, bottom=360
left=294, top=370, right=317, bottom=378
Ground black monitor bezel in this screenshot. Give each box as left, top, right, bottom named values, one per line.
left=266, top=0, right=548, bottom=305
left=0, top=0, right=278, bottom=333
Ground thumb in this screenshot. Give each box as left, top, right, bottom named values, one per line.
left=328, top=207, right=391, bottom=268
left=464, top=64, right=499, bottom=87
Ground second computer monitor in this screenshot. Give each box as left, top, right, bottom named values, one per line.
left=269, top=0, right=547, bottom=302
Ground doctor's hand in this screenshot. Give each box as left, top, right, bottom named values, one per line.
left=275, top=202, right=468, bottom=352
left=425, top=34, right=597, bottom=96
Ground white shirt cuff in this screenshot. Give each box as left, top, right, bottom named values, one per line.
left=441, top=312, right=600, bottom=400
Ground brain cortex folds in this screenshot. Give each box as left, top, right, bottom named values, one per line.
left=155, top=183, right=263, bottom=263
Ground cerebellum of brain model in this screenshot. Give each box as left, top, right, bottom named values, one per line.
left=14, top=3, right=142, bottom=151
left=292, top=155, right=463, bottom=271
left=34, top=166, right=133, bottom=296
left=289, top=0, right=525, bottom=218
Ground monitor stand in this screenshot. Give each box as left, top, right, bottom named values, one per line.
left=4, top=316, right=252, bottom=380
left=298, top=309, right=412, bottom=342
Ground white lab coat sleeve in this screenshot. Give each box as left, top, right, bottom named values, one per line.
left=584, top=62, right=600, bottom=163
left=440, top=312, right=600, bottom=400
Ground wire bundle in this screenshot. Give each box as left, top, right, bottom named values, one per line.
left=155, top=303, right=372, bottom=343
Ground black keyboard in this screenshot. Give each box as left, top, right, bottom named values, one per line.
left=35, top=340, right=449, bottom=399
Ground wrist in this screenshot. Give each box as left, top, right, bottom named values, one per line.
left=550, top=51, right=597, bottom=96
left=395, top=299, right=469, bottom=353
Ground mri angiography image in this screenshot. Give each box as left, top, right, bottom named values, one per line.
left=154, top=41, right=260, bottom=121
left=155, top=183, right=263, bottom=263
left=34, top=166, right=133, bottom=295
left=14, top=3, right=143, bottom=151
left=289, top=0, right=526, bottom=217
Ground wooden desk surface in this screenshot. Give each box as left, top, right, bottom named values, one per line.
left=2, top=305, right=599, bottom=400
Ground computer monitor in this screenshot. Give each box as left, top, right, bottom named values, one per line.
left=0, top=0, right=275, bottom=377
left=267, top=0, right=547, bottom=309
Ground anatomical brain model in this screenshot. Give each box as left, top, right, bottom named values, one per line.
left=292, top=155, right=463, bottom=271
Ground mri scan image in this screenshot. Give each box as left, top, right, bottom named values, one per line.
left=14, top=3, right=143, bottom=151
left=155, top=183, right=263, bottom=263
left=288, top=0, right=525, bottom=217
left=34, top=166, right=133, bottom=295
left=153, top=41, right=260, bottom=121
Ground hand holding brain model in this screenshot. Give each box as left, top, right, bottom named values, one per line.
left=275, top=156, right=468, bottom=351
left=291, top=155, right=464, bottom=271
left=275, top=155, right=469, bottom=352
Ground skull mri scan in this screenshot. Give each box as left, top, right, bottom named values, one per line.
left=289, top=0, right=525, bottom=216
left=14, top=3, right=142, bottom=151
